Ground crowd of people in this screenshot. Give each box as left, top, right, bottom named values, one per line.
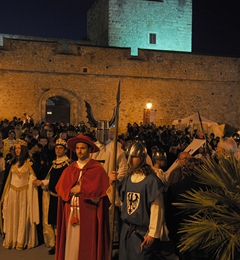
left=0, top=116, right=239, bottom=260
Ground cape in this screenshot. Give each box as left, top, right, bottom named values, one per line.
left=55, top=159, right=110, bottom=260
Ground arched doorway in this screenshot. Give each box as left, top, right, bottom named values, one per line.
left=46, top=96, right=70, bottom=123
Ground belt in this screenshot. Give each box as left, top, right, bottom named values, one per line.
left=124, top=221, right=165, bottom=260
left=124, top=221, right=147, bottom=241
left=10, top=184, right=29, bottom=191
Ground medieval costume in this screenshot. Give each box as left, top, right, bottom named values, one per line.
left=41, top=154, right=70, bottom=248
left=108, top=141, right=165, bottom=260
left=1, top=150, right=39, bottom=249
left=56, top=159, right=110, bottom=260
left=32, top=138, right=70, bottom=254
left=118, top=171, right=165, bottom=260
left=91, top=139, right=128, bottom=250
left=92, top=140, right=128, bottom=181
left=55, top=135, right=110, bottom=260
left=86, top=107, right=128, bottom=254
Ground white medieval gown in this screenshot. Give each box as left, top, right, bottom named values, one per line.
left=1, top=158, right=39, bottom=249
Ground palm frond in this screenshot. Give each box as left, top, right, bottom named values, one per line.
left=176, top=155, right=240, bottom=260
left=194, top=155, right=240, bottom=191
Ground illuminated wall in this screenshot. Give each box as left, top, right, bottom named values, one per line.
left=88, top=0, right=192, bottom=55
left=0, top=36, right=239, bottom=132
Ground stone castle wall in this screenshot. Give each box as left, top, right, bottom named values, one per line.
left=87, top=0, right=109, bottom=46
left=88, top=0, right=192, bottom=55
left=0, top=36, right=239, bottom=133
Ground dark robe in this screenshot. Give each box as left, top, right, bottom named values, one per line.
left=48, top=158, right=70, bottom=225
left=55, top=159, right=110, bottom=260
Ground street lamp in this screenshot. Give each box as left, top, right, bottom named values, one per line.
left=143, top=102, right=152, bottom=125
left=146, top=102, right=152, bottom=109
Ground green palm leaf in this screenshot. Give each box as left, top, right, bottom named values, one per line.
left=175, top=155, right=240, bottom=260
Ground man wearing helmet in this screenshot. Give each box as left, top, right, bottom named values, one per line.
left=84, top=101, right=128, bottom=181
left=125, top=140, right=153, bottom=167
left=109, top=141, right=165, bottom=260
left=84, top=101, right=128, bottom=257
left=91, top=120, right=128, bottom=256
left=152, top=148, right=180, bottom=260
left=152, top=147, right=167, bottom=172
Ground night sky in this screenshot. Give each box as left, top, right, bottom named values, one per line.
left=192, top=0, right=240, bottom=57
left=0, top=0, right=239, bottom=57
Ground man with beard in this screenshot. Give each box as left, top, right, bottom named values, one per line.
left=55, top=134, right=110, bottom=260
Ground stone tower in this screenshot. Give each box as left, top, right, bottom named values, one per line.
left=87, top=0, right=192, bottom=55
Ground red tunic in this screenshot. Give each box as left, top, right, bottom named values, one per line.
left=55, top=159, right=110, bottom=260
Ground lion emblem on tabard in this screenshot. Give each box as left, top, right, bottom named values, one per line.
left=127, top=192, right=140, bottom=215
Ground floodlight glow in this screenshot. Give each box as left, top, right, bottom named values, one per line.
left=146, top=103, right=152, bottom=109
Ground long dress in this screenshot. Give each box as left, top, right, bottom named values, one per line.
left=1, top=158, right=39, bottom=249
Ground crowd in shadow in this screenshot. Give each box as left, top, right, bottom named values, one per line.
left=0, top=116, right=239, bottom=260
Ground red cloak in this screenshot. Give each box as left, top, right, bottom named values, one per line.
left=55, top=159, right=110, bottom=260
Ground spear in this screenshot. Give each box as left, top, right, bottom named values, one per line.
left=109, top=81, right=121, bottom=260
left=197, top=110, right=210, bottom=154
left=197, top=110, right=204, bottom=135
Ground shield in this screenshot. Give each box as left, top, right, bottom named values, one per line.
left=127, top=192, right=140, bottom=215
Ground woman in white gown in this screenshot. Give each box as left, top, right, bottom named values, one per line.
left=0, top=138, right=39, bottom=250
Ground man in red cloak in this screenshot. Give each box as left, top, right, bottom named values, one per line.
left=55, top=134, right=110, bottom=260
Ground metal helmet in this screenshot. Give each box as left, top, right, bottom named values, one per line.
left=124, top=142, right=133, bottom=158
left=96, top=120, right=110, bottom=144
left=127, top=141, right=147, bottom=165
left=152, top=148, right=167, bottom=164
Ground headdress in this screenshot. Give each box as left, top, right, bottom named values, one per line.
left=84, top=100, right=116, bottom=143
left=15, top=138, right=27, bottom=146
left=55, top=138, right=68, bottom=149
left=67, top=134, right=99, bottom=153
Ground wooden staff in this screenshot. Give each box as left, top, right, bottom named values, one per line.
left=197, top=110, right=210, bottom=153
left=109, top=81, right=121, bottom=260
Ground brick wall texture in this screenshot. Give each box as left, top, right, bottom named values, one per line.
left=0, top=37, right=239, bottom=133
